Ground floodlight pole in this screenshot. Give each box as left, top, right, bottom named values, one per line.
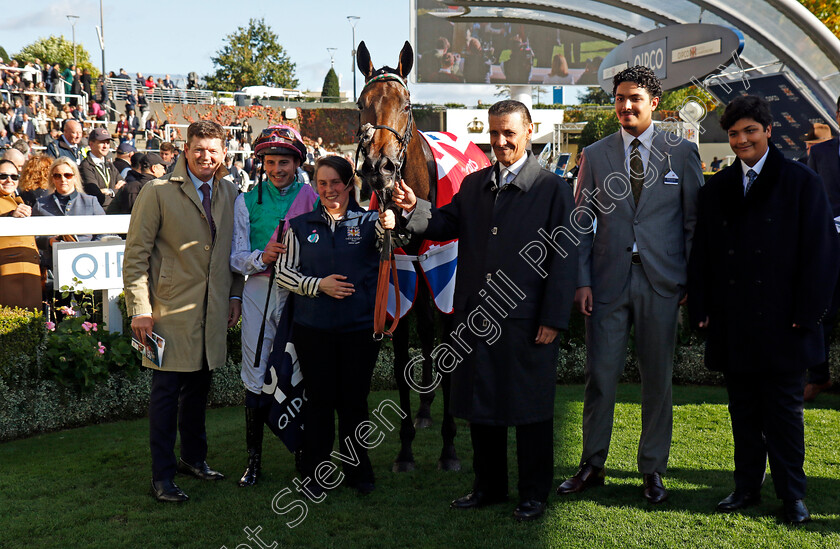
left=99, top=0, right=105, bottom=76
left=348, top=16, right=360, bottom=102
left=67, top=15, right=80, bottom=66
left=327, top=48, right=337, bottom=68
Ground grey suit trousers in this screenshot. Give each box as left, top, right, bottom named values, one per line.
left=581, top=263, right=679, bottom=474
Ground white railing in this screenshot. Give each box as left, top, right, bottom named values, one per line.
left=24, top=89, right=87, bottom=114
left=105, top=78, right=214, bottom=105
left=0, top=215, right=130, bottom=236
left=0, top=215, right=131, bottom=332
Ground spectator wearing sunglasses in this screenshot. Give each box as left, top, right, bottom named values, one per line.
left=32, top=157, right=105, bottom=272
left=0, top=158, right=41, bottom=310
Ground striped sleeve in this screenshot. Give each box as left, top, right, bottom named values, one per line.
left=275, top=226, right=322, bottom=297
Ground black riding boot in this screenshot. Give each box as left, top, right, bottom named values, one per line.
left=239, top=405, right=265, bottom=487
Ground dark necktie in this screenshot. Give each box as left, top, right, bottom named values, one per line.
left=199, top=183, right=216, bottom=240
left=629, top=138, right=644, bottom=204
left=745, top=169, right=757, bottom=196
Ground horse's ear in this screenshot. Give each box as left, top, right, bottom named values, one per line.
left=397, top=41, right=414, bottom=79
left=357, top=41, right=374, bottom=80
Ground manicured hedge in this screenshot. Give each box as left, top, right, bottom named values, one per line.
left=2, top=305, right=837, bottom=441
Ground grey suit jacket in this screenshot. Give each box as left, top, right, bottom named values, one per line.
left=575, top=126, right=703, bottom=303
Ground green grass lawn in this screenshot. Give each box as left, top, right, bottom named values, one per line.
left=2, top=384, right=840, bottom=548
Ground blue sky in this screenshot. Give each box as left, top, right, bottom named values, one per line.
left=2, top=0, right=510, bottom=105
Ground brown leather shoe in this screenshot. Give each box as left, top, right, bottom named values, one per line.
left=804, top=381, right=832, bottom=402
left=643, top=473, right=668, bottom=504
left=556, top=463, right=605, bottom=495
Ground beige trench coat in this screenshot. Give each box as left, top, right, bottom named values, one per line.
left=123, top=156, right=244, bottom=372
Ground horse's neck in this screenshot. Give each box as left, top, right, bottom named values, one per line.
left=404, top=127, right=432, bottom=202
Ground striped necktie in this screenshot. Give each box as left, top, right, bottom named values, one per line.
left=629, top=138, right=643, bottom=204
left=745, top=169, right=757, bottom=196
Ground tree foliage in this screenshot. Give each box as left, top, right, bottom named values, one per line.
left=798, top=0, right=840, bottom=38
left=205, top=18, right=298, bottom=92
left=320, top=67, right=340, bottom=103
left=0, top=46, right=9, bottom=64
left=14, top=35, right=100, bottom=77
left=659, top=85, right=720, bottom=115
left=578, top=111, right=621, bottom=149
left=577, top=86, right=612, bottom=105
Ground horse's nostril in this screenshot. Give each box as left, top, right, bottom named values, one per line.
left=379, top=157, right=396, bottom=175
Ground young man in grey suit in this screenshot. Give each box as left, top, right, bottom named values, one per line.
left=557, top=66, right=703, bottom=503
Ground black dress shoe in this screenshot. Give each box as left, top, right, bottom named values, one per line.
left=556, top=463, right=605, bottom=495
left=783, top=499, right=811, bottom=524
left=450, top=491, right=508, bottom=509
left=151, top=479, right=188, bottom=503
left=177, top=458, right=225, bottom=480
left=513, top=499, right=546, bottom=521
left=643, top=472, right=668, bottom=504
left=716, top=490, right=761, bottom=512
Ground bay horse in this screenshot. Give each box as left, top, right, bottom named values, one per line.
left=355, top=40, right=460, bottom=472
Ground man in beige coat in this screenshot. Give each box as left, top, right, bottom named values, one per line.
left=124, top=120, right=243, bottom=502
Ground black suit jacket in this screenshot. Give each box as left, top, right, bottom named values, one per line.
left=404, top=152, right=578, bottom=424
left=808, top=137, right=840, bottom=217
left=688, top=143, right=840, bottom=373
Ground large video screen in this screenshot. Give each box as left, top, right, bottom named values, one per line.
left=413, top=0, right=617, bottom=85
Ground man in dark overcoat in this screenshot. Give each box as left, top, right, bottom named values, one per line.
left=688, top=95, right=840, bottom=524
left=386, top=99, right=578, bottom=521
left=804, top=95, right=840, bottom=402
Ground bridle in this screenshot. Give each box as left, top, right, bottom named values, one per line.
left=355, top=70, right=413, bottom=341
left=354, top=71, right=414, bottom=208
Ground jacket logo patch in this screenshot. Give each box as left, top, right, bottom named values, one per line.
left=307, top=231, right=319, bottom=244
left=346, top=226, right=362, bottom=244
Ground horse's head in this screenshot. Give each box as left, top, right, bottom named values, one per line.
left=355, top=40, right=414, bottom=197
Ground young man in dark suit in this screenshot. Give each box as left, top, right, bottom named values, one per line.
left=804, top=96, right=840, bottom=402
left=688, top=95, right=840, bottom=524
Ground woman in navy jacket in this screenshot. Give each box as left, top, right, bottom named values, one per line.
left=276, top=155, right=405, bottom=496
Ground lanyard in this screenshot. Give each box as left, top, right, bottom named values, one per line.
left=92, top=159, right=112, bottom=188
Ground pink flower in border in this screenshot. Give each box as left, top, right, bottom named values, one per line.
left=82, top=321, right=93, bottom=332
left=45, top=321, right=55, bottom=331
left=97, top=342, right=106, bottom=355
left=92, top=323, right=98, bottom=332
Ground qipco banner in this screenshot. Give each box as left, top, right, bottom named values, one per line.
left=54, top=241, right=126, bottom=291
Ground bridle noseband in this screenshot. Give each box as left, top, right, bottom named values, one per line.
left=354, top=71, right=414, bottom=208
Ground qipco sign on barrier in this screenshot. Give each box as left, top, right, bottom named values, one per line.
left=598, top=24, right=744, bottom=93
left=54, top=241, right=125, bottom=291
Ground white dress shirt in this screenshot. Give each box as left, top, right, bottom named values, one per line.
left=620, top=123, right=655, bottom=176
left=499, top=152, right=528, bottom=187
left=740, top=146, right=770, bottom=194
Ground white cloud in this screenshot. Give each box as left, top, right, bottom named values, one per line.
left=0, top=1, right=98, bottom=31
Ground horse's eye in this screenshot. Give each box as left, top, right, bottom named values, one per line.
left=404, top=104, right=410, bottom=111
